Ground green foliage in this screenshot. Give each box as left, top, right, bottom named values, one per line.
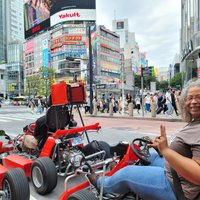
left=134, top=74, right=157, bottom=90
left=26, top=67, right=56, bottom=97
left=134, top=74, right=141, bottom=88
left=159, top=80, right=169, bottom=91
left=170, top=72, right=182, bottom=89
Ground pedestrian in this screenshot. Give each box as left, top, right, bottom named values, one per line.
left=87, top=79, right=200, bottom=200
left=36, top=97, right=43, bottom=114
left=135, top=96, right=141, bottom=114
left=165, top=88, right=173, bottom=115
left=144, top=93, right=151, bottom=112
left=28, top=98, right=36, bottom=114
left=171, top=89, right=179, bottom=116
left=126, top=93, right=132, bottom=105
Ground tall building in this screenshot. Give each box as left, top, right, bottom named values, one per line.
left=180, top=0, right=200, bottom=85
left=0, top=0, right=25, bottom=97
left=112, top=18, right=142, bottom=96
left=23, top=0, right=96, bottom=98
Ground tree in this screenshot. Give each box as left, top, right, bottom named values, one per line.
left=170, top=72, right=182, bottom=89
left=159, top=80, right=169, bottom=91
left=134, top=74, right=141, bottom=88
left=26, top=67, right=56, bottom=97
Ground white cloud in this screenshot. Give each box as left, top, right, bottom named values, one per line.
left=96, top=0, right=181, bottom=68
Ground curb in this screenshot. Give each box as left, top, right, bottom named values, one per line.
left=83, top=114, right=183, bottom=122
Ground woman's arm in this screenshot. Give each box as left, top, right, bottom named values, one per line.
left=155, top=125, right=200, bottom=186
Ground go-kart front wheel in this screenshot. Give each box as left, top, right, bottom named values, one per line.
left=68, top=189, right=98, bottom=200
left=31, top=157, right=57, bottom=195
left=2, top=168, right=30, bottom=200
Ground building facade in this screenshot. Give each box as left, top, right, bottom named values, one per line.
left=112, top=18, right=142, bottom=97
left=180, top=0, right=200, bottom=85
left=0, top=0, right=25, bottom=97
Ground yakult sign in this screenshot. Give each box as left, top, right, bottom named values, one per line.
left=50, top=0, right=96, bottom=27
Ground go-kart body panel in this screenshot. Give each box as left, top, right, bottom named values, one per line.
left=0, top=140, right=14, bottom=153
left=3, top=154, right=32, bottom=177
left=51, top=123, right=100, bottom=139
left=39, top=137, right=56, bottom=157
left=59, top=181, right=90, bottom=200
left=0, top=164, right=8, bottom=188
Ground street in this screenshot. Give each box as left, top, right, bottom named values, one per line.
left=0, top=105, right=185, bottom=200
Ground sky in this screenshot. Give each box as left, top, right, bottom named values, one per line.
left=96, top=0, right=181, bottom=69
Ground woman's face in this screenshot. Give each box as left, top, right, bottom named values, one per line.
left=186, top=86, right=200, bottom=119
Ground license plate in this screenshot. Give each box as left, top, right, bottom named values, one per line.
left=71, top=136, right=83, bottom=146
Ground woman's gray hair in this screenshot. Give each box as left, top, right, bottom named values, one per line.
left=179, top=79, right=200, bottom=122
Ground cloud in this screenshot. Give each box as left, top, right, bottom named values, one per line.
left=96, top=0, right=181, bottom=68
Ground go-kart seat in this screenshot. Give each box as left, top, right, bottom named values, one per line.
left=45, top=105, right=70, bottom=133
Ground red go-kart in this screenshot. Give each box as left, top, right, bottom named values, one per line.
left=0, top=166, right=30, bottom=200
left=59, top=137, right=152, bottom=200
left=0, top=131, right=57, bottom=196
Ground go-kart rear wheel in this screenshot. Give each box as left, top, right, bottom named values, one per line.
left=83, top=140, right=111, bottom=159
left=2, top=168, right=30, bottom=200
left=68, top=189, right=98, bottom=200
left=31, top=157, right=57, bottom=195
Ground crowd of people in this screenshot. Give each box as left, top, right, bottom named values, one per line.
left=84, top=88, right=181, bottom=116
left=28, top=97, right=47, bottom=115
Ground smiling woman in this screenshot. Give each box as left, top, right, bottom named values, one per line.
left=87, top=79, right=200, bottom=200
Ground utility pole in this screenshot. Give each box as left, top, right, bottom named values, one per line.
left=88, top=25, right=93, bottom=115
left=141, top=67, right=144, bottom=117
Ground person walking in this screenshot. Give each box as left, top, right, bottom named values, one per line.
left=29, top=98, right=36, bottom=114
left=165, top=88, right=173, bottom=115
left=171, top=89, right=179, bottom=116
left=135, top=96, right=141, bottom=114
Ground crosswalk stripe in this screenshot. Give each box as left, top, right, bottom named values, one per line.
left=0, top=113, right=42, bottom=122
left=0, top=116, right=25, bottom=121
left=0, top=119, right=9, bottom=122
left=5, top=115, right=37, bottom=120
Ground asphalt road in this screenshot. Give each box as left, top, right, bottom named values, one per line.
left=0, top=105, right=185, bottom=200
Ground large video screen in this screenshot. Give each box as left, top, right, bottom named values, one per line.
left=24, top=0, right=51, bottom=39
left=24, top=0, right=96, bottom=39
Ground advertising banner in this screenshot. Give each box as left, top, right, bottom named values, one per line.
left=197, top=58, right=200, bottom=78
left=24, top=0, right=96, bottom=39
left=42, top=38, right=49, bottom=68
left=24, top=39, right=34, bottom=55
left=50, top=0, right=96, bottom=27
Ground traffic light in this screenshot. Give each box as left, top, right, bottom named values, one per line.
left=148, top=66, right=155, bottom=76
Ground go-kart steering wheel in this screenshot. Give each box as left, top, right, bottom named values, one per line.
left=130, top=138, right=152, bottom=165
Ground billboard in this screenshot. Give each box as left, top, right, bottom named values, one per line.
left=24, top=0, right=96, bottom=39
left=50, top=0, right=96, bottom=27
left=24, top=0, right=51, bottom=39
left=24, top=39, right=34, bottom=55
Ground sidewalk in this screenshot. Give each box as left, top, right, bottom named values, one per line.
left=80, top=109, right=182, bottom=122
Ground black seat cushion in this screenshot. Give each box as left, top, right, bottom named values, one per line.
left=46, top=105, right=70, bottom=131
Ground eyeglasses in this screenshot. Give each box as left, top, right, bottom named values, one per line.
left=185, top=95, right=200, bottom=103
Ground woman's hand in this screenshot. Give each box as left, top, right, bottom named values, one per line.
left=155, top=125, right=169, bottom=154
left=148, top=125, right=169, bottom=154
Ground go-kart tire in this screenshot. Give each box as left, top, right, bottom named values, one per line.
left=2, top=168, right=30, bottom=200
left=68, top=189, right=98, bottom=200
left=31, top=157, right=57, bottom=195
left=83, top=140, right=111, bottom=159
left=97, top=141, right=111, bottom=159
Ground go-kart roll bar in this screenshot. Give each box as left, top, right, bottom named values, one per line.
left=59, top=156, right=120, bottom=200
left=52, top=123, right=101, bottom=139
